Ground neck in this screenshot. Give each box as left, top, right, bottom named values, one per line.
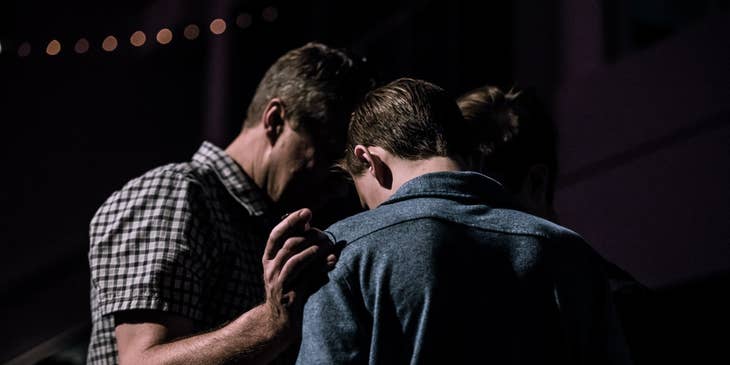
left=225, top=127, right=268, bottom=191
left=389, top=156, right=463, bottom=196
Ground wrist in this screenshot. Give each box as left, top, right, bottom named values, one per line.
left=261, top=301, right=296, bottom=343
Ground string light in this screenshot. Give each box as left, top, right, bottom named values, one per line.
left=210, top=19, right=227, bottom=35
left=102, top=36, right=118, bottom=52
left=130, top=31, right=146, bottom=47
left=184, top=25, right=200, bottom=40
left=262, top=7, right=278, bottom=22
left=236, top=13, right=252, bottom=29
left=15, top=12, right=274, bottom=60
left=74, top=38, right=90, bottom=54
left=18, top=42, right=31, bottom=57
left=46, top=40, right=61, bottom=56
left=156, top=28, right=173, bottom=45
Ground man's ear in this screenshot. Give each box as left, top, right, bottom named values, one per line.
left=353, top=145, right=392, bottom=189
left=262, top=98, right=286, bottom=145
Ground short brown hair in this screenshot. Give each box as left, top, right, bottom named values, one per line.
left=245, top=42, right=374, bottom=156
left=457, top=86, right=558, bottom=202
left=341, top=78, right=470, bottom=176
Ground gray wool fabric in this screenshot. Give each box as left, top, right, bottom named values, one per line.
left=297, top=171, right=631, bottom=365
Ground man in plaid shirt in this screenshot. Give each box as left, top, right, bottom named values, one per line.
left=87, top=42, right=374, bottom=364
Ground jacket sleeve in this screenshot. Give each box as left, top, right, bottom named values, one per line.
left=296, top=273, right=368, bottom=364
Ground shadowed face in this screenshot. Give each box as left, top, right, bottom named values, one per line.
left=269, top=123, right=316, bottom=200
left=269, top=122, right=341, bottom=211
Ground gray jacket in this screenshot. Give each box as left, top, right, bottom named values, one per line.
left=297, top=171, right=631, bottom=364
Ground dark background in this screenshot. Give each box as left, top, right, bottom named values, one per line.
left=1, top=0, right=728, bottom=363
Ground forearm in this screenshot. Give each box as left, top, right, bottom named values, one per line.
left=119, top=304, right=293, bottom=365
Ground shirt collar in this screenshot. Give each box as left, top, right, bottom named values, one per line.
left=192, top=141, right=272, bottom=217
left=381, top=171, right=513, bottom=208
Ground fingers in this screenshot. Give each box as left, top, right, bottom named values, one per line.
left=262, top=208, right=343, bottom=313
left=276, top=230, right=333, bottom=284
left=269, top=228, right=333, bottom=270
left=264, top=208, right=312, bottom=261
left=326, top=253, right=338, bottom=270
left=279, top=244, right=323, bottom=288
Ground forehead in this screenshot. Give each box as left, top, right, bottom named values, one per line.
left=295, top=122, right=346, bottom=159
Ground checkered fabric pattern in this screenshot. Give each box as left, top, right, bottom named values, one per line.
left=87, top=142, right=275, bottom=364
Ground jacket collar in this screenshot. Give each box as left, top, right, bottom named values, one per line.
left=381, top=171, right=513, bottom=208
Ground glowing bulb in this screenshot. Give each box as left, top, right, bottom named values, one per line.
left=210, top=18, right=227, bottom=35
left=102, top=36, right=118, bottom=52
left=156, top=28, right=173, bottom=45
left=18, top=42, right=31, bottom=57
left=236, top=13, right=252, bottom=29
left=74, top=38, right=90, bottom=54
left=184, top=24, right=200, bottom=40
left=262, top=7, right=278, bottom=22
left=46, top=40, right=61, bottom=56
left=130, top=31, right=146, bottom=47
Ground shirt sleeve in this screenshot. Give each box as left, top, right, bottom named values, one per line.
left=296, top=273, right=368, bottom=364
left=88, top=170, right=214, bottom=322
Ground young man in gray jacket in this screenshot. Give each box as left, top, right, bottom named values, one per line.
left=295, top=78, right=631, bottom=364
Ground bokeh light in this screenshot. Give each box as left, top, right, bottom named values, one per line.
left=18, top=42, right=31, bottom=57
left=184, top=24, right=200, bottom=40
left=130, top=31, right=146, bottom=47
left=156, top=28, right=173, bottom=45
left=74, top=38, right=90, bottom=54
left=236, top=13, right=252, bottom=29
left=262, top=6, right=278, bottom=22
left=46, top=40, right=61, bottom=56
left=102, top=36, right=118, bottom=52
left=210, top=18, right=227, bottom=35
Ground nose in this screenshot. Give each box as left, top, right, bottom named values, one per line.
left=306, top=155, right=331, bottom=182
left=305, top=155, right=316, bottom=170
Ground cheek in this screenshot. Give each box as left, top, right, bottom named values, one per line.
left=291, top=139, right=316, bottom=169
left=276, top=142, right=305, bottom=172
left=288, top=154, right=316, bottom=179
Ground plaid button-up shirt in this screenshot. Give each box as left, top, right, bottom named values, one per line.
left=87, top=142, right=275, bottom=364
